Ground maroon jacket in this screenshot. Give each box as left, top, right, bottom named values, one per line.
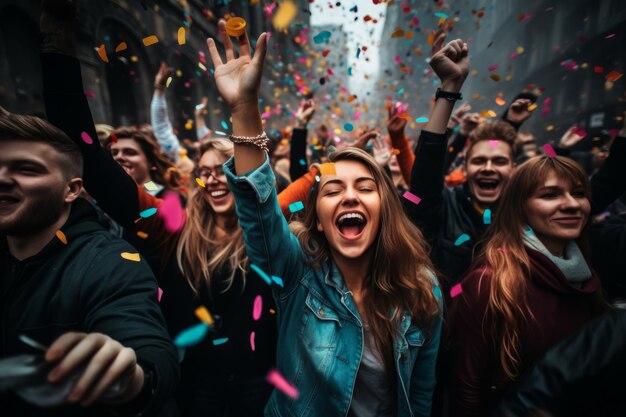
left=448, top=248, right=604, bottom=417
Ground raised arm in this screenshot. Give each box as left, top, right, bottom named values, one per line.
left=207, top=19, right=305, bottom=292
left=290, top=98, right=316, bottom=181
left=195, top=97, right=211, bottom=139
left=387, top=102, right=414, bottom=185
left=151, top=62, right=184, bottom=162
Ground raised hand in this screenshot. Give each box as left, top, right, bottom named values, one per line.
left=559, top=125, right=586, bottom=149
left=154, top=62, right=173, bottom=90
left=459, top=112, right=482, bottom=135
left=295, top=99, right=316, bottom=128
left=353, top=128, right=378, bottom=150
left=206, top=19, right=267, bottom=114
left=372, top=134, right=392, bottom=167
left=506, top=98, right=534, bottom=125
left=449, top=101, right=471, bottom=129
left=388, top=102, right=408, bottom=138
left=195, top=97, right=209, bottom=117
left=430, top=29, right=469, bottom=91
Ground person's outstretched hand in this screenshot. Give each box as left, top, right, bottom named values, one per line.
left=206, top=19, right=267, bottom=113
left=372, top=134, right=392, bottom=167
left=429, top=29, right=469, bottom=91
left=195, top=97, right=209, bottom=117
left=449, top=101, right=471, bottom=129
left=506, top=98, right=534, bottom=125
left=559, top=125, right=586, bottom=149
left=460, top=112, right=482, bottom=136
left=154, top=62, right=173, bottom=90
left=353, top=128, right=378, bottom=150
left=387, top=102, right=408, bottom=138
left=295, top=99, right=316, bottom=129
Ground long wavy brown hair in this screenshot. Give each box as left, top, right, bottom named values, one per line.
left=480, top=155, right=605, bottom=378
left=176, top=138, right=248, bottom=295
left=105, top=125, right=183, bottom=191
left=290, top=147, right=441, bottom=379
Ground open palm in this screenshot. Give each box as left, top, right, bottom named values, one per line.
left=207, top=19, right=267, bottom=111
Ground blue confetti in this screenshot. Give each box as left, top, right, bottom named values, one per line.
left=313, top=30, right=331, bottom=44
left=212, top=338, right=229, bottom=346
left=348, top=67, right=353, bottom=76
left=524, top=226, right=534, bottom=236
left=139, top=207, right=157, bottom=218
left=250, top=264, right=272, bottom=285
left=299, top=158, right=306, bottom=166
left=483, top=209, right=492, bottom=224
left=396, top=88, right=405, bottom=94
left=434, top=12, right=449, bottom=19
left=174, top=323, right=209, bottom=347
left=454, top=234, right=470, bottom=246
left=289, top=201, right=304, bottom=213
left=344, top=123, right=354, bottom=132
left=221, top=120, right=229, bottom=130
left=271, top=276, right=284, bottom=287
left=415, top=117, right=429, bottom=123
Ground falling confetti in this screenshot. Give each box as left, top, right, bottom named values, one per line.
left=483, top=209, right=492, bottom=225
left=253, top=295, right=263, bottom=321
left=157, top=287, right=163, bottom=302
left=139, top=207, right=158, bottom=218
left=488, top=140, right=500, bottom=147
left=344, top=123, right=354, bottom=131
left=450, top=283, right=463, bottom=298
left=166, top=76, right=173, bottom=87
left=174, top=323, right=209, bottom=347
left=605, top=71, right=623, bottom=82
left=272, top=0, right=297, bottom=30
left=142, top=35, right=159, bottom=46
left=120, top=252, right=141, bottom=262
left=115, top=42, right=127, bottom=52
left=402, top=191, right=421, bottom=205
left=212, top=338, right=229, bottom=346
left=143, top=181, right=158, bottom=191
left=158, top=192, right=185, bottom=232
left=81, top=131, right=94, bottom=144
left=543, top=144, right=557, bottom=158
left=177, top=27, right=186, bottom=45
left=55, top=230, right=67, bottom=245
left=196, top=178, right=206, bottom=188
left=266, top=369, right=299, bottom=399
left=97, top=44, right=109, bottom=63
left=136, top=231, right=149, bottom=239
left=250, top=331, right=256, bottom=351
left=225, top=17, right=246, bottom=37
left=313, top=30, right=331, bottom=44
left=195, top=306, right=215, bottom=325
left=289, top=201, right=304, bottom=213
left=415, top=117, right=429, bottom=123
left=454, top=234, right=470, bottom=246
left=320, top=163, right=336, bottom=175
left=250, top=263, right=272, bottom=285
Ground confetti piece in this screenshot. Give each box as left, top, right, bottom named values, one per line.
left=97, top=44, right=109, bottom=63
left=174, top=323, right=208, bottom=347
left=195, top=306, right=215, bottom=325
left=524, top=226, right=534, bottom=236
left=55, top=230, right=67, bottom=245
left=115, top=42, right=127, bottom=52
left=195, top=178, right=206, bottom=188
left=121, top=252, right=141, bottom=262
left=450, top=283, right=463, bottom=298
left=320, top=163, right=336, bottom=175
left=605, top=71, right=623, bottom=82
left=143, top=181, right=158, bottom=191
left=495, top=97, right=506, bottom=106
left=427, top=31, right=435, bottom=46
left=488, top=140, right=500, bottom=147
left=403, top=191, right=421, bottom=205
left=313, top=30, right=331, bottom=44
left=198, top=62, right=207, bottom=71
left=391, top=29, right=405, bottom=38
left=158, top=191, right=185, bottom=232
left=81, top=131, right=93, bottom=144
left=488, top=64, right=499, bottom=72
left=139, top=207, right=157, bottom=218
left=483, top=209, right=492, bottom=225
left=253, top=295, right=263, bottom=321
left=415, top=117, right=429, bottom=123
left=490, top=74, right=501, bottom=82
left=136, top=231, right=149, bottom=239
left=157, top=287, right=163, bottom=302
left=272, top=0, right=297, bottom=30
left=434, top=12, right=449, bottom=19
left=142, top=35, right=159, bottom=46
left=250, top=331, right=256, bottom=351
left=454, top=234, right=470, bottom=246
left=270, top=309, right=276, bottom=314
left=272, top=276, right=284, bottom=288
left=344, top=123, right=354, bottom=132
left=289, top=201, right=304, bottom=213
left=213, top=338, right=229, bottom=346
left=225, top=17, right=246, bottom=37
left=166, top=77, right=172, bottom=87
left=527, top=103, right=538, bottom=111
left=221, top=120, right=229, bottom=130
left=266, top=369, right=299, bottom=399
left=543, top=144, right=557, bottom=158
left=251, top=263, right=272, bottom=285
left=177, top=27, right=186, bottom=45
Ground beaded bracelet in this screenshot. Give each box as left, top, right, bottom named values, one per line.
left=228, top=131, right=269, bottom=152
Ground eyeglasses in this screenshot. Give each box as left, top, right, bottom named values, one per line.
left=196, top=165, right=225, bottom=181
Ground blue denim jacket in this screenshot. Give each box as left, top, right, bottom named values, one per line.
left=225, top=155, right=442, bottom=417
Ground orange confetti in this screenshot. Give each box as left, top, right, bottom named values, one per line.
left=489, top=73, right=501, bottom=82
left=364, top=15, right=372, bottom=22
left=121, top=252, right=141, bottom=262
left=527, top=103, right=538, bottom=111
left=320, top=163, right=336, bottom=176
left=406, top=31, right=413, bottom=40
left=606, top=71, right=623, bottom=82
left=195, top=306, right=215, bottom=325
left=55, top=230, right=67, bottom=245
left=178, top=27, right=186, bottom=45
left=115, top=42, right=127, bottom=52
left=142, top=35, right=159, bottom=46
left=136, top=231, right=149, bottom=239
left=495, top=97, right=506, bottom=106
left=391, top=148, right=400, bottom=155
left=391, top=29, right=405, bottom=38
left=427, top=31, right=435, bottom=46
left=97, top=44, right=109, bottom=63
left=269, top=309, right=276, bottom=314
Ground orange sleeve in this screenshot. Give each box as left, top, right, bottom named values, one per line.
left=278, top=166, right=318, bottom=218
left=389, top=133, right=415, bottom=186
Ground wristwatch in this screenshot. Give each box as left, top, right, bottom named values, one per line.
left=435, top=88, right=463, bottom=102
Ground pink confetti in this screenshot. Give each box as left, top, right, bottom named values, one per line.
left=354, top=111, right=361, bottom=120
left=250, top=331, right=256, bottom=351
left=572, top=127, right=587, bottom=137
left=266, top=369, right=299, bottom=399
left=395, top=55, right=402, bottom=64
left=487, top=64, right=499, bottom=72
left=157, top=287, right=163, bottom=302
left=402, top=191, right=421, bottom=205
left=253, top=294, right=263, bottom=321
left=261, top=112, right=271, bottom=119
left=543, top=144, right=557, bottom=158
left=81, top=131, right=93, bottom=144
left=158, top=191, right=185, bottom=232
left=605, top=33, right=616, bottom=39
left=84, top=90, right=96, bottom=98
left=488, top=140, right=500, bottom=147
left=450, top=283, right=463, bottom=298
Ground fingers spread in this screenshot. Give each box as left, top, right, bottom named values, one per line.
left=252, top=32, right=268, bottom=68
left=206, top=38, right=223, bottom=68
left=218, top=19, right=235, bottom=61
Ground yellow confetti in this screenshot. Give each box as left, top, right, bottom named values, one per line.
left=177, top=27, right=186, bottom=45
left=136, top=231, right=149, bottom=239
left=320, top=163, right=336, bottom=176
left=516, top=46, right=525, bottom=55
left=198, top=62, right=207, bottom=71
left=143, top=181, right=158, bottom=191
left=56, top=230, right=67, bottom=245
left=97, top=44, right=109, bottom=63
left=142, top=35, right=159, bottom=46
left=185, top=120, right=193, bottom=130
left=115, top=42, right=127, bottom=52
left=130, top=55, right=138, bottom=62
left=479, top=110, right=497, bottom=118
left=166, top=76, right=172, bottom=88
left=527, top=103, right=538, bottom=111
left=195, top=306, right=215, bottom=325
left=121, top=252, right=141, bottom=262
left=272, top=0, right=297, bottom=30
left=195, top=178, right=206, bottom=188
left=546, top=125, right=555, bottom=132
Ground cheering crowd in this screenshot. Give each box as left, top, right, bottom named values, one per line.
left=1, top=2, right=625, bottom=417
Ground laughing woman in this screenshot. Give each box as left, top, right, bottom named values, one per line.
left=207, top=20, right=444, bottom=416
left=448, top=155, right=608, bottom=417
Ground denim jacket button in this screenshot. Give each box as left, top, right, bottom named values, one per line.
left=319, top=308, right=325, bottom=317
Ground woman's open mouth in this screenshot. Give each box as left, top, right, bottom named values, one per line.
left=336, top=211, right=367, bottom=240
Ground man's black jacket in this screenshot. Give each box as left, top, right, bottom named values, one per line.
left=0, top=198, right=179, bottom=416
